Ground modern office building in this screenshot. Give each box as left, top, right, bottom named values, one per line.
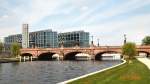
left=4, top=29, right=58, bottom=49
left=4, top=34, right=22, bottom=51
left=58, top=31, right=89, bottom=47
left=29, top=29, right=58, bottom=48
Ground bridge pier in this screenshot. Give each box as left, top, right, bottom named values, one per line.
left=19, top=56, right=22, bottom=62
left=59, top=56, right=64, bottom=61
left=19, top=56, right=33, bottom=62
left=30, top=56, right=33, bottom=61
left=23, top=56, right=26, bottom=62
left=90, top=55, right=95, bottom=60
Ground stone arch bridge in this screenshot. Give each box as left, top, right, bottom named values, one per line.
left=20, top=46, right=150, bottom=60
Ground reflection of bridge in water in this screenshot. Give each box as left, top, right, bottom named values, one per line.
left=20, top=46, right=150, bottom=61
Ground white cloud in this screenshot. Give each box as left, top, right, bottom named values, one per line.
left=21, top=0, right=65, bottom=24
left=88, top=14, right=150, bottom=45
left=71, top=0, right=107, bottom=24
left=0, top=0, right=150, bottom=46
left=85, top=0, right=150, bottom=24
left=61, top=13, right=150, bottom=45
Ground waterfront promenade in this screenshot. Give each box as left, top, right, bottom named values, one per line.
left=137, top=57, right=150, bottom=69
left=66, top=58, right=150, bottom=84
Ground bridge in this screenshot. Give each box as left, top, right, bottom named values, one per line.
left=20, top=45, right=150, bottom=61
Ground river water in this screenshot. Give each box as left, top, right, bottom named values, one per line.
left=0, top=60, right=121, bottom=84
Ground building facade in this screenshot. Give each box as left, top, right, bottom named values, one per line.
left=22, top=24, right=29, bottom=48
left=4, top=29, right=58, bottom=49
left=58, top=31, right=89, bottom=47
left=4, top=34, right=22, bottom=51
left=29, top=29, right=58, bottom=48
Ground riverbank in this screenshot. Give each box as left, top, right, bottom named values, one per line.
left=58, top=59, right=125, bottom=84
left=137, top=57, right=150, bottom=69
left=67, top=59, right=150, bottom=84
left=0, top=58, right=19, bottom=63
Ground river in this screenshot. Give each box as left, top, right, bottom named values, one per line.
left=0, top=60, right=121, bottom=84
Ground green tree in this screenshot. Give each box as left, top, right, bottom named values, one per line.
left=122, top=42, right=137, bottom=60
left=142, top=36, right=150, bottom=45
left=11, top=42, right=21, bottom=57
left=0, top=41, right=3, bottom=54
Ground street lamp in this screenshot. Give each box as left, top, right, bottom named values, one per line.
left=124, top=34, right=127, bottom=45
left=97, top=38, right=100, bottom=47
left=91, top=35, right=93, bottom=45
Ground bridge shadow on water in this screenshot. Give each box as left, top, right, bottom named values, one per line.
left=37, top=52, right=55, bottom=61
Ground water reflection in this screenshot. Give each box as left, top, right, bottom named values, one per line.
left=0, top=60, right=121, bottom=84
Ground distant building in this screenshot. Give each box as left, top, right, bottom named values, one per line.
left=4, top=34, right=22, bottom=51
left=58, top=31, right=89, bottom=47
left=4, top=29, right=58, bottom=50
left=29, top=29, right=58, bottom=48
left=22, top=24, right=29, bottom=48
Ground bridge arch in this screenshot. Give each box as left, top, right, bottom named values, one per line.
left=64, top=50, right=91, bottom=60
left=137, top=51, right=150, bottom=57
left=64, top=51, right=82, bottom=60
left=21, top=53, right=33, bottom=57
left=95, top=51, right=121, bottom=60
left=38, top=52, right=57, bottom=61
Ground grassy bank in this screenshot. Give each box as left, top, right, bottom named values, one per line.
left=0, top=58, right=19, bottom=63
left=68, top=59, right=150, bottom=84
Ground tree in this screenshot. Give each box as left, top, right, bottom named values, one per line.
left=11, top=42, right=21, bottom=57
left=0, top=41, right=3, bottom=54
left=122, top=42, right=137, bottom=60
left=142, top=36, right=150, bottom=45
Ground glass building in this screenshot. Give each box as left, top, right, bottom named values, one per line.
left=4, top=29, right=58, bottom=49
left=4, top=34, right=22, bottom=51
left=29, top=29, right=58, bottom=48
left=58, top=31, right=89, bottom=47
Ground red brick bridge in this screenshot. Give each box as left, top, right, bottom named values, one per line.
left=20, top=45, right=150, bottom=60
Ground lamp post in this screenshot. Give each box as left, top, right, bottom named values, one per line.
left=124, top=34, right=127, bottom=45
left=97, top=38, right=99, bottom=47
left=91, top=36, right=93, bottom=44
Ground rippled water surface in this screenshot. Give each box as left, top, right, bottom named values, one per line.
left=0, top=60, right=121, bottom=84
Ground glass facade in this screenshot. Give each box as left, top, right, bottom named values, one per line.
left=58, top=31, right=89, bottom=47
left=29, top=30, right=58, bottom=48
left=4, top=29, right=58, bottom=49
left=4, top=34, right=22, bottom=51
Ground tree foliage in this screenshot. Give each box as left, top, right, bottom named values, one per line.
left=0, top=42, right=3, bottom=54
left=122, top=42, right=137, bottom=59
left=142, top=36, right=150, bottom=45
left=11, top=42, right=21, bottom=57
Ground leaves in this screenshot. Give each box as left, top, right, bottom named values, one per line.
left=11, top=42, right=21, bottom=57
left=122, top=42, right=137, bottom=59
left=142, top=36, right=150, bottom=45
left=0, top=42, right=3, bottom=54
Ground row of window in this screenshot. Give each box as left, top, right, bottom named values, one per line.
left=4, top=31, right=89, bottom=48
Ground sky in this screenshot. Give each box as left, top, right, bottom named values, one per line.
left=0, top=0, right=150, bottom=45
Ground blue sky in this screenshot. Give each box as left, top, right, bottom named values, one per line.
left=0, top=0, right=150, bottom=45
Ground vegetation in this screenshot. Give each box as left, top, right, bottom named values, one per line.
left=122, top=42, right=137, bottom=60
left=11, top=42, right=21, bottom=57
left=142, top=36, right=150, bottom=45
left=68, top=59, right=150, bottom=84
left=0, top=41, right=3, bottom=54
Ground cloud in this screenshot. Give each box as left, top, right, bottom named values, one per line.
left=84, top=0, right=150, bottom=24
left=0, top=0, right=150, bottom=46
